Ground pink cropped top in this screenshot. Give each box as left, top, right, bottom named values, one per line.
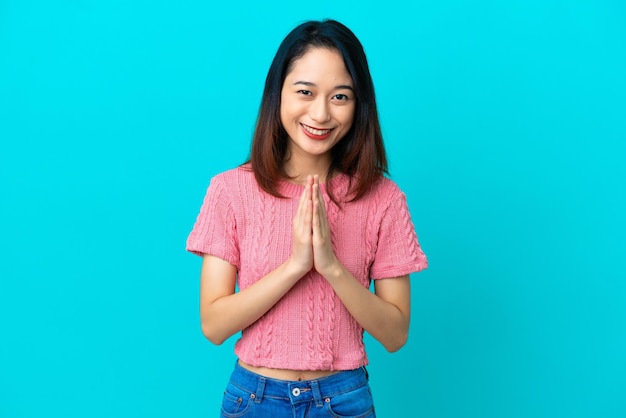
left=186, top=166, right=427, bottom=370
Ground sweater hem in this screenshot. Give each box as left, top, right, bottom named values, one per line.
left=370, top=259, right=428, bottom=280
left=236, top=355, right=369, bottom=372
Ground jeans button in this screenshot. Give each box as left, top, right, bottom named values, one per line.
left=292, top=388, right=301, bottom=396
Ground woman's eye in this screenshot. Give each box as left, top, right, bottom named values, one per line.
left=297, top=90, right=312, bottom=96
left=333, top=94, right=349, bottom=101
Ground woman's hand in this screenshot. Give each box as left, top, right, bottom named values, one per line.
left=287, top=174, right=340, bottom=279
left=289, top=175, right=338, bottom=277
left=287, top=175, right=315, bottom=276
left=312, top=175, right=340, bottom=277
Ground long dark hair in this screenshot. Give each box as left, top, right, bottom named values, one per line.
left=249, top=19, right=387, bottom=203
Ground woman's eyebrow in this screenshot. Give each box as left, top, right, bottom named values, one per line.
left=293, top=80, right=354, bottom=91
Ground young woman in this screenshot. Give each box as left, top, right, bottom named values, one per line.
left=187, top=19, right=427, bottom=418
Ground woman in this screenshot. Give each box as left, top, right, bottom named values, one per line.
left=187, top=19, right=427, bottom=417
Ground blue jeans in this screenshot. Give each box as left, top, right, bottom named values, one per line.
left=219, top=361, right=376, bottom=417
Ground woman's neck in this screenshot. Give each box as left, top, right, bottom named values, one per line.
left=283, top=154, right=332, bottom=184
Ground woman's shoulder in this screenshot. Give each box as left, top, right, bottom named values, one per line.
left=202, top=165, right=258, bottom=207
left=340, top=175, right=406, bottom=216
left=363, top=175, right=405, bottom=201
left=210, top=163, right=255, bottom=187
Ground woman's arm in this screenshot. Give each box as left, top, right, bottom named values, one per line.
left=322, top=267, right=410, bottom=353
left=199, top=255, right=307, bottom=345
left=311, top=176, right=411, bottom=352
left=199, top=179, right=315, bottom=345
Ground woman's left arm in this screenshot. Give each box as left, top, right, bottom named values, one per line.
left=326, top=266, right=411, bottom=353
left=311, top=177, right=411, bottom=352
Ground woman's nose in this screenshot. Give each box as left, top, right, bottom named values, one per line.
left=309, top=98, right=331, bottom=123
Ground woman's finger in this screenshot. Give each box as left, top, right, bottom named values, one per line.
left=314, top=175, right=329, bottom=230
left=304, top=182, right=313, bottom=230
left=294, top=183, right=306, bottom=227
left=312, top=192, right=320, bottom=231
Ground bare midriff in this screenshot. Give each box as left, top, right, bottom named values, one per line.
left=238, top=359, right=340, bottom=381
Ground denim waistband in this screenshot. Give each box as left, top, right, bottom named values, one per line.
left=228, top=361, right=369, bottom=406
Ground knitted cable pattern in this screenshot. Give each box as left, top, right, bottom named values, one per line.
left=262, top=196, right=276, bottom=359
left=322, top=193, right=339, bottom=369
left=251, top=187, right=267, bottom=360
left=305, top=272, right=316, bottom=366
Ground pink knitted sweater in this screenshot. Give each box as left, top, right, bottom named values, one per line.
left=186, top=165, right=427, bottom=371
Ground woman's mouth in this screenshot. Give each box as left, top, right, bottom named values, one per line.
left=301, top=123, right=333, bottom=140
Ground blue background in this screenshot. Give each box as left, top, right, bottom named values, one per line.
left=1, top=1, right=625, bottom=417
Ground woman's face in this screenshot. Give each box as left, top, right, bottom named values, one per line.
left=280, top=47, right=355, bottom=164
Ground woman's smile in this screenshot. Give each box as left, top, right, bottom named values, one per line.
left=301, top=123, right=334, bottom=140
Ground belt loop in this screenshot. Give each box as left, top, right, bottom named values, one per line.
left=254, top=377, right=266, bottom=404
left=311, top=380, right=323, bottom=407
left=362, top=366, right=369, bottom=381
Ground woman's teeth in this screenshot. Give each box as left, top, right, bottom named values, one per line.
left=303, top=125, right=331, bottom=135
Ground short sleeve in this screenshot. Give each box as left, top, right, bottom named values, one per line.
left=370, top=190, right=428, bottom=279
left=185, top=175, right=240, bottom=268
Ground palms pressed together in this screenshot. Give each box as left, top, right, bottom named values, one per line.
left=290, top=175, right=338, bottom=279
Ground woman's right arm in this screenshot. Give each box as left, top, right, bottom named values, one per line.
left=199, top=178, right=315, bottom=345
left=199, top=255, right=304, bottom=345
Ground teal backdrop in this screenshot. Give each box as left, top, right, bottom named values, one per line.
left=1, top=1, right=625, bottom=417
